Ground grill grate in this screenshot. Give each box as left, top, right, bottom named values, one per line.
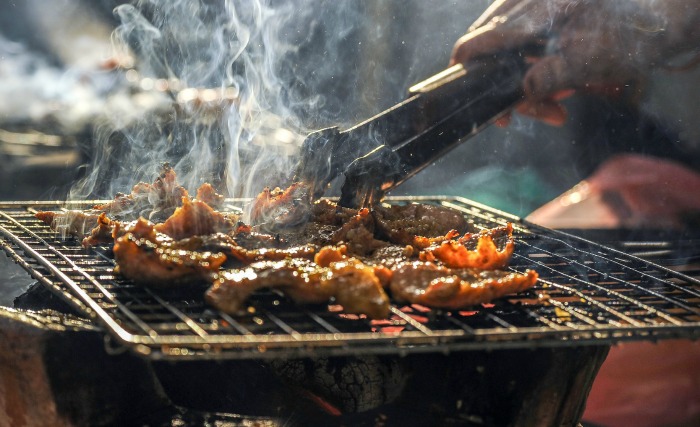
left=1, top=197, right=698, bottom=360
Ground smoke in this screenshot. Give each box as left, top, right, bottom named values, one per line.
left=68, top=0, right=694, bottom=213
left=68, top=0, right=375, bottom=201
left=66, top=0, right=495, bottom=203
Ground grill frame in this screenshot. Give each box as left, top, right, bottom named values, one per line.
left=1, top=197, right=698, bottom=360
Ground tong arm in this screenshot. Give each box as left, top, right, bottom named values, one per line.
left=294, top=46, right=541, bottom=207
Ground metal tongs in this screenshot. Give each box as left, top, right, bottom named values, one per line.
left=293, top=45, right=542, bottom=208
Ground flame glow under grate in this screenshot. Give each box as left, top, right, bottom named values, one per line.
left=1, top=197, right=698, bottom=360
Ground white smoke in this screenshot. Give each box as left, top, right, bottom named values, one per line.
left=70, top=0, right=372, bottom=200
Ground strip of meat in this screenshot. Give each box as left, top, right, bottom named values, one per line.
left=390, top=261, right=538, bottom=309
left=232, top=223, right=289, bottom=250
left=316, top=245, right=395, bottom=289
left=328, top=259, right=391, bottom=319
left=226, top=244, right=317, bottom=265
left=420, top=223, right=515, bottom=270
left=92, top=164, right=225, bottom=222
left=146, top=163, right=190, bottom=220
left=205, top=257, right=390, bottom=319
left=170, top=229, right=316, bottom=265
left=206, top=259, right=334, bottom=313
left=113, top=231, right=226, bottom=287
left=411, top=230, right=461, bottom=250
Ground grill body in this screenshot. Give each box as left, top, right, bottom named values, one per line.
left=1, top=197, right=698, bottom=360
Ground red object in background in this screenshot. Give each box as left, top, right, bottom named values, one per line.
left=528, top=154, right=700, bottom=229
left=583, top=340, right=700, bottom=427
left=527, top=153, right=700, bottom=426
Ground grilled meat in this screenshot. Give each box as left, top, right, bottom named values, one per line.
left=373, top=203, right=470, bottom=245
left=390, top=261, right=538, bottom=309
left=92, top=163, right=225, bottom=222
left=82, top=213, right=117, bottom=247
left=113, top=221, right=226, bottom=287
left=93, top=163, right=190, bottom=221
left=39, top=165, right=229, bottom=248
left=329, top=207, right=387, bottom=256
left=249, top=182, right=313, bottom=229
left=109, top=198, right=534, bottom=315
left=205, top=257, right=390, bottom=319
left=195, top=182, right=225, bottom=209
left=154, top=197, right=238, bottom=240
left=39, top=167, right=537, bottom=317
left=420, top=224, right=515, bottom=270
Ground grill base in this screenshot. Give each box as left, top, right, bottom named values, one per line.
left=0, top=305, right=606, bottom=426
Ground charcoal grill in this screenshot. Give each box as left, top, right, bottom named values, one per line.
left=1, top=196, right=698, bottom=361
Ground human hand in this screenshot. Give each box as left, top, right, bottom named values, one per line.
left=451, top=0, right=700, bottom=126
left=526, top=154, right=700, bottom=229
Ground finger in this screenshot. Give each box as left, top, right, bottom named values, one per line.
left=450, top=25, right=500, bottom=65
left=515, top=99, right=567, bottom=126
left=451, top=2, right=559, bottom=66
left=469, top=0, right=519, bottom=31
left=451, top=26, right=536, bottom=66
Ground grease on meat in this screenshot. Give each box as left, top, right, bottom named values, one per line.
left=113, top=219, right=226, bottom=287
left=205, top=256, right=390, bottom=319
left=390, top=261, right=538, bottom=309
left=420, top=223, right=515, bottom=270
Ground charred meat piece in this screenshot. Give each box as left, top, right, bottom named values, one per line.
left=206, top=259, right=334, bottom=313
left=82, top=213, right=119, bottom=248
left=420, top=223, right=515, bottom=270
left=310, top=199, right=358, bottom=226
left=373, top=203, right=470, bottom=245
left=205, top=257, right=390, bottom=319
left=411, top=230, right=461, bottom=250
left=91, top=190, right=142, bottom=217
left=249, top=182, right=313, bottom=229
left=113, top=223, right=226, bottom=287
left=35, top=210, right=102, bottom=239
left=276, top=202, right=387, bottom=255
left=195, top=183, right=225, bottom=209
left=315, top=245, right=394, bottom=289
left=330, top=208, right=387, bottom=256
left=114, top=217, right=314, bottom=271
left=225, top=244, right=318, bottom=265
left=154, top=197, right=238, bottom=240
left=328, top=258, right=391, bottom=319
left=92, top=164, right=225, bottom=222
left=92, top=164, right=190, bottom=221
left=231, top=223, right=289, bottom=250
left=390, top=261, right=538, bottom=309
left=147, top=163, right=190, bottom=220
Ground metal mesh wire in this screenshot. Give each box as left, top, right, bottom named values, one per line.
left=1, top=197, right=698, bottom=360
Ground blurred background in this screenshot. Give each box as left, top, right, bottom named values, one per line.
left=1, top=0, right=699, bottom=217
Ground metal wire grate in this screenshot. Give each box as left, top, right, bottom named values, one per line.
left=1, top=197, right=698, bottom=360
